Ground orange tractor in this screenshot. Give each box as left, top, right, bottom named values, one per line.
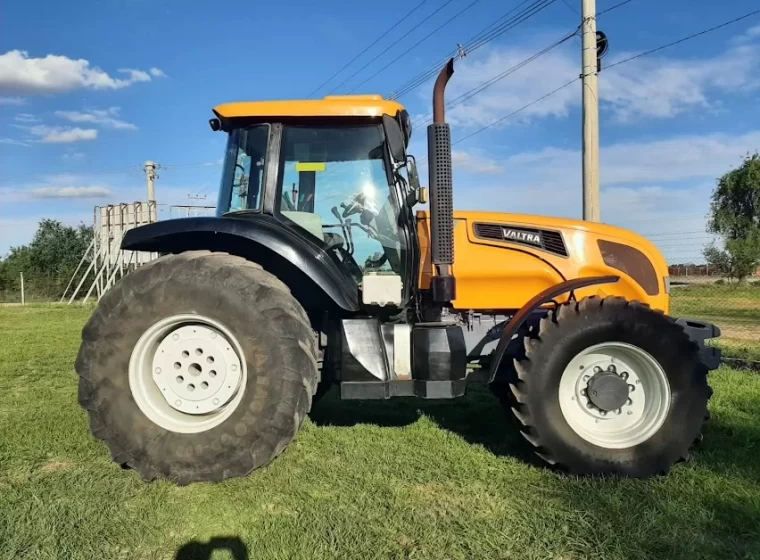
left=76, top=60, right=720, bottom=484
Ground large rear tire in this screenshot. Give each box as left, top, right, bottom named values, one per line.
left=505, top=296, right=711, bottom=477
left=76, top=251, right=318, bottom=484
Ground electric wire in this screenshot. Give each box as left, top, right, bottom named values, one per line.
left=346, top=0, right=485, bottom=94
left=325, top=0, right=459, bottom=95
left=305, top=0, right=428, bottom=98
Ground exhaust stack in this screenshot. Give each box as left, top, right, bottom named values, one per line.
left=427, top=58, right=456, bottom=304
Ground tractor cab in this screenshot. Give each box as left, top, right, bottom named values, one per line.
left=210, top=96, right=422, bottom=306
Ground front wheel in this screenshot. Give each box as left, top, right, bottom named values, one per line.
left=76, top=251, right=318, bottom=484
left=507, top=296, right=711, bottom=477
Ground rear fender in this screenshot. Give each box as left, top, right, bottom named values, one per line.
left=122, top=216, right=360, bottom=313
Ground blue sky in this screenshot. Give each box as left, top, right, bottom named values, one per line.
left=1, top=0, right=759, bottom=263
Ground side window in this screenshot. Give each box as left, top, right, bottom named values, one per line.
left=226, top=127, right=268, bottom=212
left=277, top=125, right=405, bottom=277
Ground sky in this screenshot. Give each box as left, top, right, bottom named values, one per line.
left=1, top=0, right=759, bottom=263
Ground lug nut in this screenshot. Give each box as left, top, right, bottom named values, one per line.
left=615, top=408, right=622, bottom=415
left=594, top=366, right=602, bottom=373
left=581, top=389, right=587, bottom=396
left=628, top=384, right=635, bottom=392
left=600, top=410, right=607, bottom=416
left=607, top=364, right=617, bottom=373
left=621, top=371, right=629, bottom=380
left=627, top=398, right=633, bottom=406
left=586, top=402, right=594, bottom=409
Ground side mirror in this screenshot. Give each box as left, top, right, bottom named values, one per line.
left=382, top=114, right=406, bottom=162
left=418, top=187, right=428, bottom=204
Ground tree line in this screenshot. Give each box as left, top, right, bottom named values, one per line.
left=704, top=153, right=760, bottom=282
left=0, top=219, right=93, bottom=302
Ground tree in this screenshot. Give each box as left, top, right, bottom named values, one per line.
left=704, top=153, right=760, bottom=282
left=0, top=219, right=93, bottom=300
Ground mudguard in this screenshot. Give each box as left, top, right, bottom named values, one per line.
left=487, top=275, right=621, bottom=383
left=122, top=215, right=360, bottom=312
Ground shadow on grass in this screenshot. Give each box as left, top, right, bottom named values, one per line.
left=310, top=384, right=760, bottom=481
left=309, top=384, right=543, bottom=467
left=175, top=536, right=248, bottom=560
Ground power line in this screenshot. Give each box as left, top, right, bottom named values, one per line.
left=597, top=0, right=634, bottom=17
left=305, top=0, right=428, bottom=99
left=390, top=0, right=560, bottom=99
left=560, top=0, right=579, bottom=16
left=412, top=29, right=578, bottom=127
left=451, top=78, right=579, bottom=148
left=325, top=0, right=458, bottom=95
left=605, top=9, right=760, bottom=70
left=435, top=9, right=760, bottom=153
left=347, top=0, right=486, bottom=93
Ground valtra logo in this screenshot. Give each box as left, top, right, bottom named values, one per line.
left=501, top=228, right=542, bottom=247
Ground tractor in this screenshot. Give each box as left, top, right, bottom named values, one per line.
left=76, top=60, right=720, bottom=484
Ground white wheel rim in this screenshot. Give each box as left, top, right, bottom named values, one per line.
left=129, top=314, right=247, bottom=434
left=558, top=342, right=671, bottom=449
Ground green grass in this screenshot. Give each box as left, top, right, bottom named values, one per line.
left=2, top=306, right=760, bottom=560
left=671, top=283, right=760, bottom=362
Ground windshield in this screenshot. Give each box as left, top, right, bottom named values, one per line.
left=277, top=123, right=407, bottom=281
left=216, top=125, right=269, bottom=213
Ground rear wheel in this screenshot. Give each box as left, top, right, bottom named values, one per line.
left=76, top=251, right=318, bottom=484
left=506, top=296, right=711, bottom=477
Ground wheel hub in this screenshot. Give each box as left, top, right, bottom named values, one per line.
left=586, top=368, right=630, bottom=411
left=151, top=324, right=242, bottom=415
left=558, top=342, right=671, bottom=449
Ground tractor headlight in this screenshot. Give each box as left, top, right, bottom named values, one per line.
left=598, top=240, right=660, bottom=296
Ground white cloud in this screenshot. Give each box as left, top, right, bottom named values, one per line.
left=451, top=150, right=503, bottom=174
left=25, top=125, right=98, bottom=143
left=62, top=152, right=85, bottom=161
left=0, top=138, right=29, bottom=146
left=732, top=24, right=760, bottom=44
left=149, top=67, right=166, bottom=78
left=29, top=186, right=111, bottom=198
left=119, top=68, right=151, bottom=83
left=14, top=113, right=40, bottom=123
left=502, top=130, right=760, bottom=186
left=0, top=96, right=25, bottom=105
left=0, top=50, right=164, bottom=94
left=444, top=33, right=760, bottom=126
left=55, top=107, right=137, bottom=130
left=450, top=129, right=760, bottom=263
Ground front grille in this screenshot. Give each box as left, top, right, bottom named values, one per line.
left=473, top=222, right=569, bottom=257
left=542, top=230, right=568, bottom=257
left=472, top=223, right=504, bottom=241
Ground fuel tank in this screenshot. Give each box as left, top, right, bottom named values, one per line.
left=417, top=210, right=670, bottom=313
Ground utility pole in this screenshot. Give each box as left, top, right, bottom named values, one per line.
left=581, top=0, right=600, bottom=222
left=20, top=272, right=24, bottom=305
left=144, top=161, right=158, bottom=202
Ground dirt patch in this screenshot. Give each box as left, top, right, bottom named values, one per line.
left=719, top=325, right=760, bottom=342
left=39, top=460, right=74, bottom=473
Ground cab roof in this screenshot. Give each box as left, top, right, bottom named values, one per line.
left=213, top=95, right=406, bottom=120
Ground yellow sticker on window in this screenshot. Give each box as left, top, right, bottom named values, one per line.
left=296, top=162, right=326, bottom=172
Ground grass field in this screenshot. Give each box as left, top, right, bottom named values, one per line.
left=671, top=283, right=760, bottom=362
left=2, top=306, right=760, bottom=560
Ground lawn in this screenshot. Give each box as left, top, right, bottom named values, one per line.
left=671, top=283, right=760, bottom=362
left=1, top=306, right=760, bottom=560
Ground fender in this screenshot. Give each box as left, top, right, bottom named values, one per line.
left=122, top=215, right=360, bottom=312
left=487, top=275, right=620, bottom=383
